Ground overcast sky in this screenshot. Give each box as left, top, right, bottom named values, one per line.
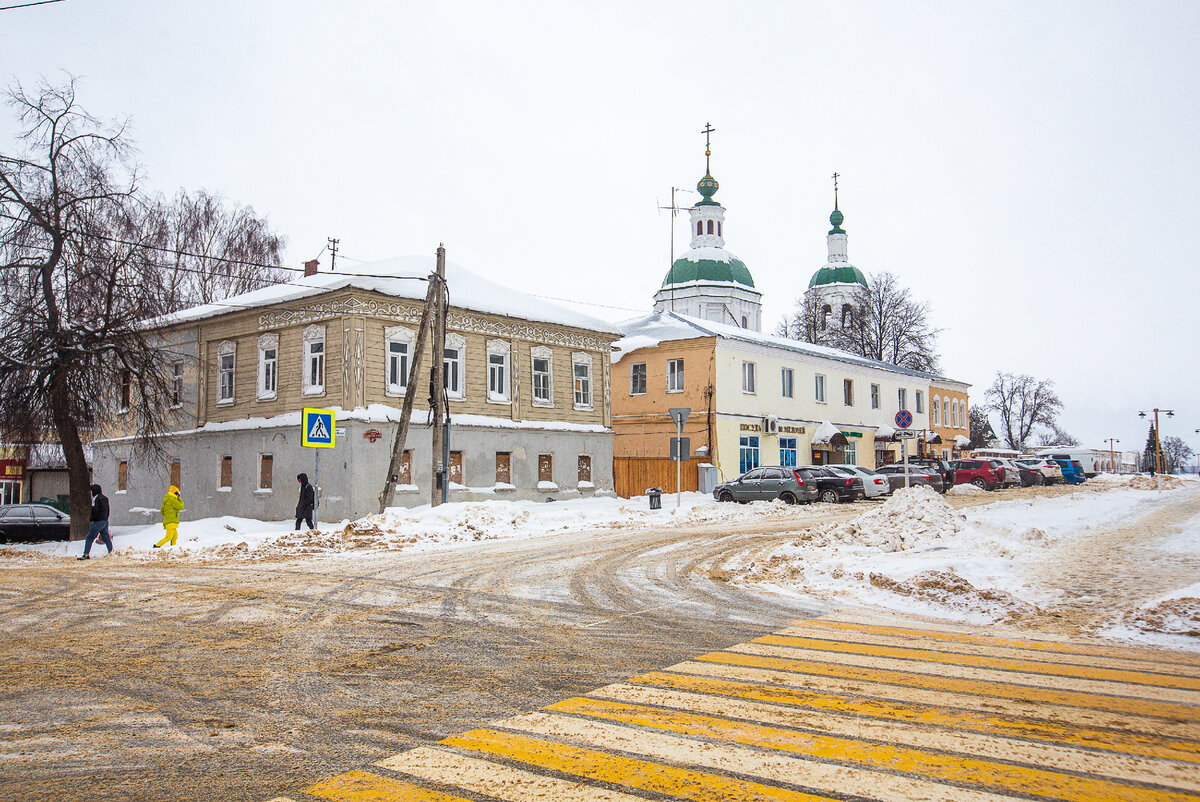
left=4, top=1, right=1199, bottom=456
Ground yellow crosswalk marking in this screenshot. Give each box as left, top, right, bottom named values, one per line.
left=586, top=682, right=1200, bottom=791
left=756, top=633, right=1200, bottom=690
left=779, top=623, right=1197, bottom=673
left=700, top=649, right=1200, bottom=718
left=627, top=670, right=1200, bottom=763
left=305, top=769, right=475, bottom=801
left=503, top=710, right=1016, bottom=801
left=376, top=746, right=652, bottom=801
left=548, top=696, right=1200, bottom=801
left=805, top=617, right=1200, bottom=667
left=442, top=727, right=838, bottom=802
left=668, top=659, right=1200, bottom=739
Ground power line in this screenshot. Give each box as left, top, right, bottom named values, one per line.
left=0, top=0, right=66, bottom=10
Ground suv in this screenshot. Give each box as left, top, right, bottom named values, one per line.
left=1052, top=459, right=1087, bottom=484
left=908, top=457, right=956, bottom=489
left=1016, top=458, right=1063, bottom=485
left=794, top=466, right=865, bottom=503
left=714, top=467, right=818, bottom=504
left=950, top=458, right=1004, bottom=490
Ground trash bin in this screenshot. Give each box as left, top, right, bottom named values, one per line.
left=647, top=487, right=662, bottom=510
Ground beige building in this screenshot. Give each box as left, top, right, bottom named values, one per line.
left=93, top=256, right=621, bottom=522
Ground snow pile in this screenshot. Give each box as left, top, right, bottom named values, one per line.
left=824, top=486, right=965, bottom=551
left=948, top=483, right=985, bottom=496
left=869, top=570, right=1038, bottom=623
left=1125, top=594, right=1200, bottom=637
left=1087, top=473, right=1189, bottom=491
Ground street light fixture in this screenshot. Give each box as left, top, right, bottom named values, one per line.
left=1104, top=437, right=1120, bottom=474
left=1138, top=408, right=1175, bottom=491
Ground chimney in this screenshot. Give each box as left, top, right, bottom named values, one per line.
left=304, top=259, right=319, bottom=277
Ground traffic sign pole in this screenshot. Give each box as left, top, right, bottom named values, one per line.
left=894, top=409, right=913, bottom=489
left=668, top=408, right=691, bottom=509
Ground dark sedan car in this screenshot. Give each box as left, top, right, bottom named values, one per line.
left=795, top=466, right=865, bottom=504
left=874, top=465, right=945, bottom=493
left=0, top=504, right=71, bottom=544
left=908, top=457, right=956, bottom=488
left=713, top=466, right=818, bottom=505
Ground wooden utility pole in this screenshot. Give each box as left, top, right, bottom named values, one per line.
left=378, top=248, right=440, bottom=513
left=430, top=245, right=448, bottom=507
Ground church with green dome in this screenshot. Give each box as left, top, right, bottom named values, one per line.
left=807, top=177, right=868, bottom=329
left=652, top=142, right=763, bottom=331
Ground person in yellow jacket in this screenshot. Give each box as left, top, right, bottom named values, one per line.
left=154, top=485, right=184, bottom=548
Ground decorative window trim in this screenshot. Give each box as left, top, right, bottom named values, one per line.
left=486, top=339, right=511, bottom=404
left=572, top=351, right=593, bottom=411
left=385, top=325, right=415, bottom=397
left=257, top=332, right=279, bottom=401
left=170, top=361, right=185, bottom=410
left=444, top=332, right=466, bottom=400
left=302, top=325, right=326, bottom=397
left=530, top=345, right=554, bottom=408
left=216, top=340, right=236, bottom=406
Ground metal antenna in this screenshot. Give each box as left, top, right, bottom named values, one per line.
left=658, top=187, right=693, bottom=313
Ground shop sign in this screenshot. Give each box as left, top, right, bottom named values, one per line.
left=741, top=423, right=807, bottom=434
left=0, top=459, right=26, bottom=481
left=840, top=430, right=863, bottom=438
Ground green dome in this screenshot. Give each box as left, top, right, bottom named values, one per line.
left=696, top=172, right=720, bottom=206
left=829, top=207, right=844, bottom=233
left=662, top=252, right=755, bottom=288
left=808, top=264, right=867, bottom=289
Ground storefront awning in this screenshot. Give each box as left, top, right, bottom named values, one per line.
left=923, top=430, right=943, bottom=444
left=811, top=420, right=849, bottom=447
left=955, top=434, right=971, bottom=449
left=874, top=425, right=896, bottom=441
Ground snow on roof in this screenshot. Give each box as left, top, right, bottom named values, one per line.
left=157, top=256, right=622, bottom=335
left=811, top=420, right=848, bottom=446
left=616, top=311, right=966, bottom=384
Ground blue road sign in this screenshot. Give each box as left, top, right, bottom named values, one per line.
left=301, top=407, right=336, bottom=448
left=895, top=409, right=913, bottom=429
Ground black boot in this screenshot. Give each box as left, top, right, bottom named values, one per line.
left=77, top=554, right=90, bottom=561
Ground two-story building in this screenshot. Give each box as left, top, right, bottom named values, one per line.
left=93, top=256, right=621, bottom=522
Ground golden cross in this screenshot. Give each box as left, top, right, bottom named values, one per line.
left=701, top=122, right=715, bottom=172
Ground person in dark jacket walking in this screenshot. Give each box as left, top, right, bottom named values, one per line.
left=78, top=484, right=112, bottom=560
left=295, top=473, right=316, bottom=531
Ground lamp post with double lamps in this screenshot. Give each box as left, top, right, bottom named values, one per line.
left=1104, top=438, right=1120, bottom=474
left=1138, top=408, right=1174, bottom=492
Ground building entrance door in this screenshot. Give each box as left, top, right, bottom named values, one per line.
left=0, top=481, right=21, bottom=504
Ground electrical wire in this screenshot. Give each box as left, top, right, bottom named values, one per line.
left=0, top=0, right=66, bottom=10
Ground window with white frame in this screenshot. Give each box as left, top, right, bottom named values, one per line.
left=666, top=358, right=684, bottom=392
left=942, top=395, right=950, bottom=427
left=443, top=333, right=465, bottom=399
left=815, top=373, right=826, bottom=403
left=572, top=352, right=593, bottom=409
left=960, top=401, right=967, bottom=428
left=898, top=388, right=907, bottom=411
left=530, top=345, right=553, bottom=406
left=915, top=390, right=924, bottom=414
left=742, top=361, right=756, bottom=393
left=951, top=399, right=959, bottom=428
left=487, top=340, right=510, bottom=402
left=171, top=361, right=184, bottom=408
left=843, top=378, right=854, bottom=406
left=781, top=367, right=794, bottom=398
left=302, top=325, right=325, bottom=396
left=217, top=340, right=235, bottom=404
left=257, top=332, right=278, bottom=401
left=932, top=397, right=941, bottom=426
left=385, top=326, right=414, bottom=396
left=870, top=383, right=880, bottom=409
left=630, top=362, right=646, bottom=395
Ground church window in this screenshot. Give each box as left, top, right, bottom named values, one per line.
left=718, top=221, right=722, bottom=237
left=697, top=221, right=703, bottom=236
left=841, top=303, right=853, bottom=328
left=820, top=304, right=832, bottom=331
left=706, top=220, right=714, bottom=234
left=741, top=315, right=748, bottom=328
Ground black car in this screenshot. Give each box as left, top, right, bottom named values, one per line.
left=1013, top=461, right=1046, bottom=487
left=0, top=504, right=71, bottom=544
left=874, top=464, right=946, bottom=493
left=714, top=466, right=818, bottom=505
left=795, top=466, right=864, bottom=504
left=909, top=457, right=956, bottom=488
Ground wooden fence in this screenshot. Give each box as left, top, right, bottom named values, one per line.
left=614, top=457, right=698, bottom=498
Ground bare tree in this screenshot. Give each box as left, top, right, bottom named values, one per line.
left=164, top=189, right=287, bottom=308
left=1159, top=436, right=1194, bottom=474
left=986, top=372, right=1063, bottom=452
left=1036, top=423, right=1079, bottom=447
left=0, top=78, right=182, bottom=537
left=780, top=271, right=940, bottom=371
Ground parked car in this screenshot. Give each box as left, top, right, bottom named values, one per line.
left=1052, top=458, right=1087, bottom=484
left=991, top=457, right=1027, bottom=488
left=908, top=457, right=956, bottom=489
left=713, top=466, right=819, bottom=504
left=874, top=464, right=945, bottom=493
left=0, top=504, right=71, bottom=544
left=1016, top=458, right=1063, bottom=485
left=1013, top=460, right=1045, bottom=486
left=1038, top=448, right=1097, bottom=477
left=827, top=465, right=892, bottom=498
left=794, top=466, right=865, bottom=503
left=950, top=458, right=1004, bottom=490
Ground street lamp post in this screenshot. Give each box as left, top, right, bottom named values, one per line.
left=1104, top=437, right=1120, bottom=474
left=1138, top=408, right=1175, bottom=492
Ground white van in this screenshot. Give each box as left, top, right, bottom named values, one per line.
left=1036, top=447, right=1096, bottom=477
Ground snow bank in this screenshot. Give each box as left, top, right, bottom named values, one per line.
left=1123, top=584, right=1200, bottom=637
left=823, top=486, right=964, bottom=551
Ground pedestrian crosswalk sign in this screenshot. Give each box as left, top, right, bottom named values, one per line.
left=301, top=408, right=336, bottom=448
